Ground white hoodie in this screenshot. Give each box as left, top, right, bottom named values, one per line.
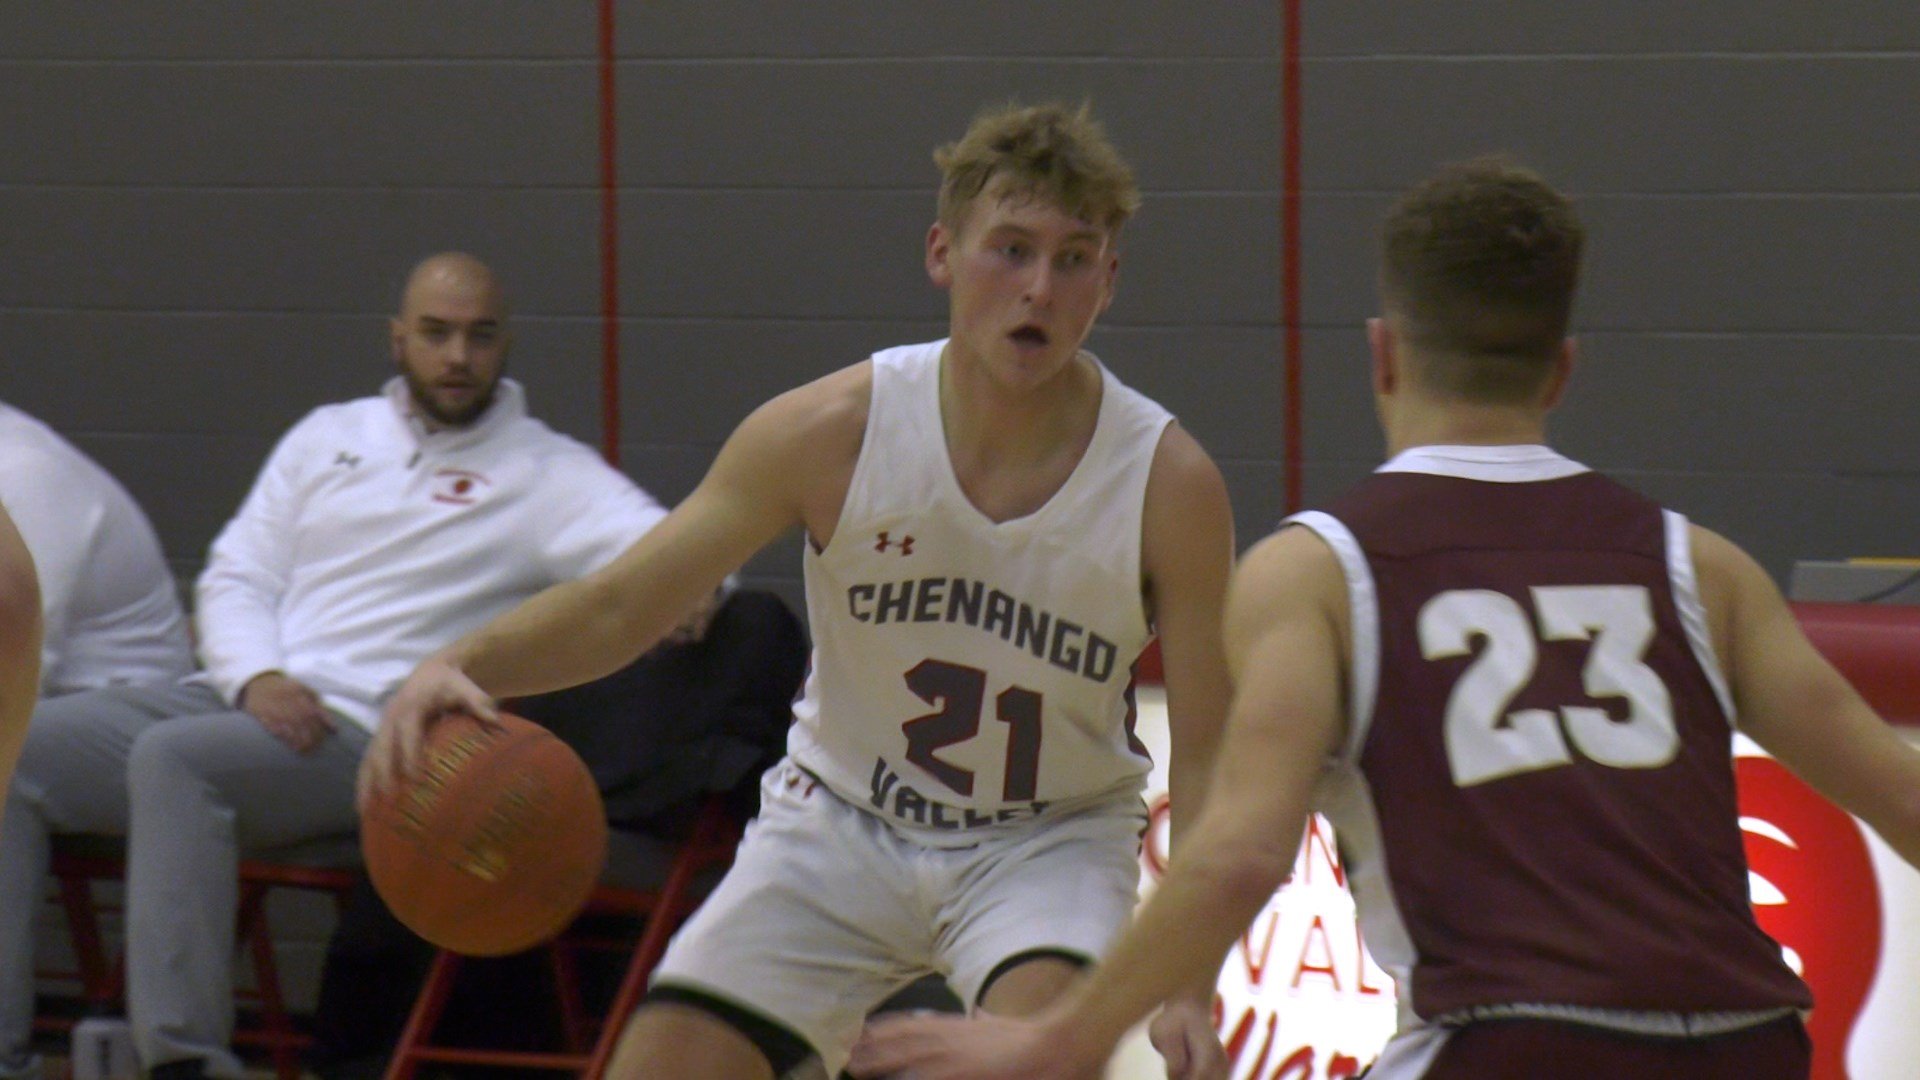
left=195, top=377, right=666, bottom=730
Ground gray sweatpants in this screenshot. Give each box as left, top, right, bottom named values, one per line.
left=0, top=682, right=371, bottom=1078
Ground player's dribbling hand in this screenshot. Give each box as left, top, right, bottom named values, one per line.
left=356, top=655, right=499, bottom=813
left=849, top=1010, right=1099, bottom=1080
left=1148, top=999, right=1228, bottom=1080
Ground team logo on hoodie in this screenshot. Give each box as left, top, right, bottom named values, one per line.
left=430, top=468, right=491, bottom=506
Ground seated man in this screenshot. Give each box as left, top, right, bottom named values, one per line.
left=0, top=252, right=667, bottom=1080
left=0, top=399, right=194, bottom=697
left=0, top=505, right=42, bottom=797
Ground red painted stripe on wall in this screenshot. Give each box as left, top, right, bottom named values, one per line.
left=1281, top=0, right=1304, bottom=513
left=598, top=0, right=622, bottom=466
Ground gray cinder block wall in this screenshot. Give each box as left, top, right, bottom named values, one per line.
left=8, top=6, right=1916, bottom=596
left=1300, top=5, right=1920, bottom=575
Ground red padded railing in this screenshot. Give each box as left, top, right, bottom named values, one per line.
left=1790, top=601, right=1920, bottom=727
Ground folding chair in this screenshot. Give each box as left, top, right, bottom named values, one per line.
left=36, top=835, right=127, bottom=1031
left=38, top=834, right=361, bottom=1080
left=382, top=796, right=740, bottom=1080
left=232, top=845, right=363, bottom=1078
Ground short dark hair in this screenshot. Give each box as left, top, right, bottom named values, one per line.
left=1380, top=157, right=1584, bottom=403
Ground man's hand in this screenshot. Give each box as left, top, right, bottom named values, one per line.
left=357, top=656, right=498, bottom=812
left=1148, top=999, right=1228, bottom=1080
left=849, top=1010, right=1101, bottom=1080
left=240, top=672, right=335, bottom=754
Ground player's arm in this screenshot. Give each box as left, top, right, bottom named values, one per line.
left=0, top=505, right=43, bottom=794
left=365, top=368, right=863, bottom=801
left=854, top=525, right=1348, bottom=1080
left=1137, top=424, right=1235, bottom=1061
left=1071, top=525, right=1345, bottom=1057
left=1697, top=526, right=1920, bottom=868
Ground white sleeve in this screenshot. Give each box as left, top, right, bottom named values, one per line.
left=193, top=420, right=313, bottom=705
left=537, top=451, right=669, bottom=581
left=59, top=490, right=194, bottom=691
left=0, top=446, right=100, bottom=695
left=2, top=496, right=96, bottom=696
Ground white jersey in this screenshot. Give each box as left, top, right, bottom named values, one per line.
left=789, top=339, right=1171, bottom=844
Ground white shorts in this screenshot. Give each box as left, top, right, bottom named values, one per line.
left=651, top=758, right=1146, bottom=1075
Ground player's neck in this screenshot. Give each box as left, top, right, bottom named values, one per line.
left=938, top=347, right=1101, bottom=470
left=1384, top=400, right=1549, bottom=457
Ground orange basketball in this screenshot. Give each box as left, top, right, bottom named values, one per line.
left=361, top=710, right=608, bottom=956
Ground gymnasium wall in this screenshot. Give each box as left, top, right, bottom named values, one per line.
left=3, top=4, right=1918, bottom=606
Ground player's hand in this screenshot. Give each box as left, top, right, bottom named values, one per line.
left=240, top=672, right=335, bottom=754
left=357, top=656, right=498, bottom=812
left=1148, top=999, right=1228, bottom=1080
left=849, top=1010, right=1100, bottom=1080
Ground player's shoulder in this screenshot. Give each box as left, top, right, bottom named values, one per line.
left=0, top=505, right=33, bottom=589
left=1146, top=421, right=1221, bottom=482
left=1686, top=520, right=1778, bottom=618
left=739, top=359, right=873, bottom=455
left=0, top=505, right=39, bottom=645
left=1143, top=421, right=1230, bottom=524
left=1246, top=522, right=1344, bottom=580
left=1235, top=523, right=1347, bottom=614
left=1687, top=520, right=1747, bottom=569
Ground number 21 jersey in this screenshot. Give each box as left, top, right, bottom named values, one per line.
left=789, top=339, right=1171, bottom=844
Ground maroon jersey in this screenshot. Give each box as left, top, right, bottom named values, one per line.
left=1293, top=445, right=1810, bottom=1027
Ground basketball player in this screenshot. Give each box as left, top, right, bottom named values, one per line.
left=369, top=103, right=1235, bottom=1079
left=0, top=507, right=42, bottom=798
left=850, top=158, right=1920, bottom=1079
left=0, top=511, right=37, bottom=1080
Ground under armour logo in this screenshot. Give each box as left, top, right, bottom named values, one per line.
left=334, top=451, right=361, bottom=468
left=875, top=531, right=915, bottom=556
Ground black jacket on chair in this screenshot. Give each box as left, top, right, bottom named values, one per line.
left=517, top=588, right=808, bottom=830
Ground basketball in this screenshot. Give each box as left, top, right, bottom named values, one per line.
left=361, top=710, right=608, bottom=956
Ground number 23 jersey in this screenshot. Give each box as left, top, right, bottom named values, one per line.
left=1295, top=444, right=1810, bottom=1023
left=789, top=339, right=1171, bottom=844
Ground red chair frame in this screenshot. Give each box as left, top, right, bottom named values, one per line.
left=382, top=797, right=741, bottom=1080
left=37, top=836, right=359, bottom=1080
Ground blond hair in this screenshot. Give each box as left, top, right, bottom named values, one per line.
left=934, top=102, right=1140, bottom=234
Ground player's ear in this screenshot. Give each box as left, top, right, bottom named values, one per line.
left=389, top=317, right=407, bottom=365
left=1367, top=317, right=1397, bottom=396
left=1541, top=336, right=1577, bottom=409
left=926, top=222, right=954, bottom=289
